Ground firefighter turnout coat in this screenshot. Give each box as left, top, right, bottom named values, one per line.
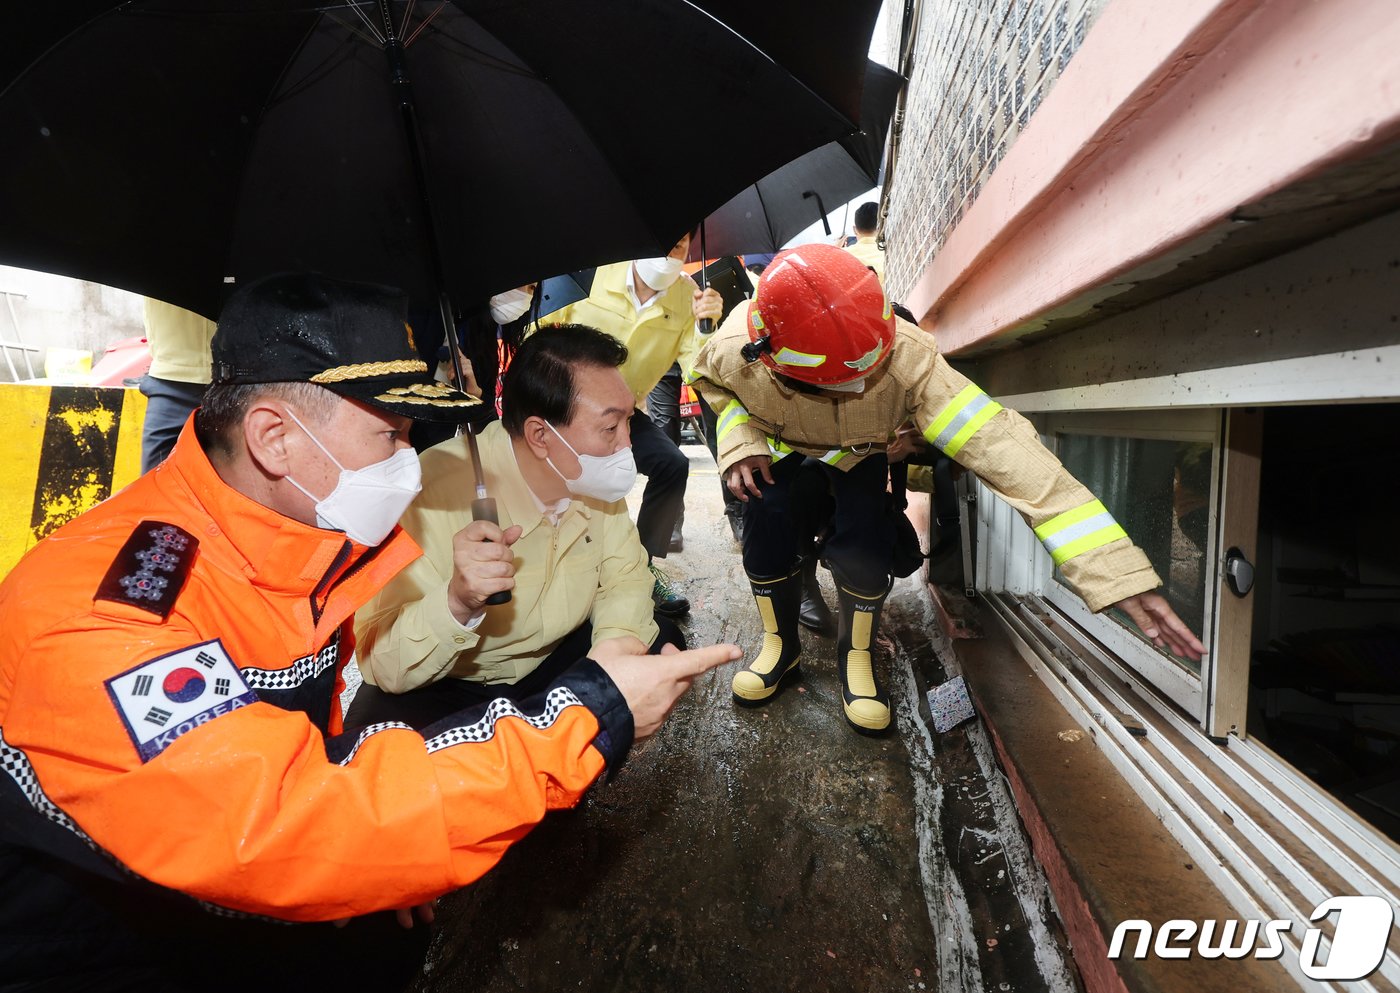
left=0, top=421, right=632, bottom=967
left=691, top=310, right=1162, bottom=611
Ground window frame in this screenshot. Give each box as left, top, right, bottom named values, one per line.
left=1039, top=408, right=1224, bottom=722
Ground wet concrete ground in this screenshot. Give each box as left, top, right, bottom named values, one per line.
left=347, top=446, right=1080, bottom=993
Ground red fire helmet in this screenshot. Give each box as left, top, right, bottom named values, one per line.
left=746, top=244, right=894, bottom=386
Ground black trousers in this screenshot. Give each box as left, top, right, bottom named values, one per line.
left=646, top=363, right=683, bottom=445
left=0, top=849, right=430, bottom=993
left=628, top=409, right=689, bottom=560
left=741, top=452, right=895, bottom=591
left=345, top=616, right=686, bottom=732
left=137, top=376, right=205, bottom=473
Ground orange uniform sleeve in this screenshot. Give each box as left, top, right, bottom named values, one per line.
left=2, top=621, right=632, bottom=923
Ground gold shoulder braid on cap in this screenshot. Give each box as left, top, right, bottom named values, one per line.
left=374, top=382, right=482, bottom=407
left=310, top=359, right=429, bottom=384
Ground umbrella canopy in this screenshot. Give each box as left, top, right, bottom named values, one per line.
left=686, top=61, right=903, bottom=260
left=535, top=269, right=595, bottom=319
left=0, top=0, right=882, bottom=321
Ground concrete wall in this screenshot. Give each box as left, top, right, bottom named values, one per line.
left=0, top=265, right=145, bottom=382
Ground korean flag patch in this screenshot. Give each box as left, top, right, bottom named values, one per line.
left=105, top=639, right=257, bottom=762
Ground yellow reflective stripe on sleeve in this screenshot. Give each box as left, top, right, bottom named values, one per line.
left=716, top=400, right=750, bottom=442
left=923, top=384, right=1003, bottom=457
left=1034, top=499, right=1129, bottom=566
left=682, top=367, right=702, bottom=385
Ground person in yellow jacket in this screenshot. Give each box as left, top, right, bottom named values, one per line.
left=539, top=231, right=723, bottom=617
left=348, top=325, right=686, bottom=727
left=0, top=273, right=739, bottom=989
left=691, top=245, right=1205, bottom=735
left=841, top=201, right=885, bottom=285
left=139, top=296, right=217, bottom=471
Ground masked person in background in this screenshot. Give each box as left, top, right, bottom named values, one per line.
left=478, top=282, right=537, bottom=417
left=0, top=274, right=739, bottom=991
left=536, top=233, right=723, bottom=617
left=418, top=283, right=539, bottom=456
left=349, top=324, right=687, bottom=726
left=691, top=245, right=1205, bottom=735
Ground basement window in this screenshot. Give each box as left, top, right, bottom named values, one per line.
left=1039, top=409, right=1222, bottom=718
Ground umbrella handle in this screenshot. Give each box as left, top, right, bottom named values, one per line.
left=471, top=495, right=512, bottom=606
left=697, top=220, right=714, bottom=334
left=464, top=422, right=511, bottom=606
left=803, top=190, right=831, bottom=235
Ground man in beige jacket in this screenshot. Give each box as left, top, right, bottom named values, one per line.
left=691, top=245, right=1204, bottom=735
left=539, top=231, right=724, bottom=617
left=348, top=325, right=680, bottom=727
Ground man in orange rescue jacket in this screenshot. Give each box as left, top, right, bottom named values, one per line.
left=0, top=272, right=739, bottom=992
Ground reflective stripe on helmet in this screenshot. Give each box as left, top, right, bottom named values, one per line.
left=923, top=385, right=1004, bottom=457
left=1034, top=500, right=1128, bottom=566
left=771, top=346, right=827, bottom=368
left=716, top=400, right=751, bottom=442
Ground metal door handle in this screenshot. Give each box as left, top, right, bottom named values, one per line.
left=1224, top=547, right=1254, bottom=597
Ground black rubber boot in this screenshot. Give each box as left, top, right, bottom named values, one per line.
left=835, top=578, right=892, bottom=734
left=797, top=555, right=834, bottom=634
left=731, top=569, right=803, bottom=705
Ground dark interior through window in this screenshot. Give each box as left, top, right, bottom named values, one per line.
left=1250, top=403, right=1400, bottom=842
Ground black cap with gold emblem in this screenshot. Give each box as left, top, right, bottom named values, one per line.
left=211, top=272, right=486, bottom=423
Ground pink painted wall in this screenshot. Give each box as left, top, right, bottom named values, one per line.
left=905, top=0, right=1400, bottom=355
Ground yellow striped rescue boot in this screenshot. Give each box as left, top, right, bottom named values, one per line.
left=731, top=570, right=803, bottom=705
left=835, top=579, right=892, bottom=734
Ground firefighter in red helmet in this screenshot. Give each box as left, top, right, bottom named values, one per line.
left=691, top=245, right=1204, bottom=734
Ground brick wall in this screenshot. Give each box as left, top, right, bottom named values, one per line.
left=883, top=0, right=1108, bottom=301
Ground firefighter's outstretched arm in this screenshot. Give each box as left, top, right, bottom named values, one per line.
left=911, top=347, right=1205, bottom=660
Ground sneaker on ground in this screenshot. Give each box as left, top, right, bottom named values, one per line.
left=649, top=562, right=690, bottom=616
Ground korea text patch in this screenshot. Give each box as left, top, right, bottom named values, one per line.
left=105, top=640, right=257, bottom=761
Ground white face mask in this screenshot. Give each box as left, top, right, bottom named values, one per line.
left=284, top=410, right=422, bottom=546
left=489, top=287, right=533, bottom=325
left=544, top=421, right=637, bottom=503
left=634, top=256, right=684, bottom=291
left=822, top=377, right=867, bottom=394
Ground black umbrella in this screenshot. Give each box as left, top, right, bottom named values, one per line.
left=2, top=0, right=882, bottom=606
left=0, top=0, right=882, bottom=322
left=686, top=60, right=904, bottom=260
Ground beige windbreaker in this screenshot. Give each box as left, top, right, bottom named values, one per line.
left=354, top=420, right=657, bottom=691
left=691, top=310, right=1161, bottom=611
left=539, top=261, right=702, bottom=406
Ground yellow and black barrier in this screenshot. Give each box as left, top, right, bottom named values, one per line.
left=0, top=383, right=145, bottom=580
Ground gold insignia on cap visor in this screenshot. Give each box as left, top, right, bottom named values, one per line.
left=309, top=359, right=430, bottom=384
left=404, top=321, right=417, bottom=351
left=374, top=382, right=482, bottom=407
